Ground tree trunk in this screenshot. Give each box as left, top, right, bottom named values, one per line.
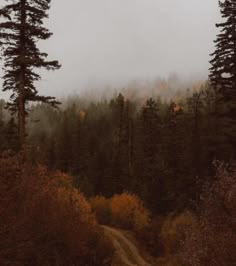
left=19, top=0, right=26, bottom=148
left=18, top=72, right=25, bottom=148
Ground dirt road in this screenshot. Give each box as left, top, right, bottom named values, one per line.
left=102, top=225, right=152, bottom=266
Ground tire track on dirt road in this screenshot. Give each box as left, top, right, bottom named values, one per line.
left=102, top=225, right=152, bottom=266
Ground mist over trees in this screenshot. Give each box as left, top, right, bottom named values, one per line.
left=13, top=80, right=229, bottom=216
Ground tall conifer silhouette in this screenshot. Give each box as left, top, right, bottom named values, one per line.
left=209, top=0, right=236, bottom=154
left=0, top=0, right=60, bottom=147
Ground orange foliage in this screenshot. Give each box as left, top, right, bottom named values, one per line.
left=173, top=104, right=182, bottom=113
left=0, top=154, right=113, bottom=266
left=90, top=196, right=111, bottom=225
left=90, top=193, right=150, bottom=231
left=79, top=110, right=86, bottom=121
left=110, top=192, right=150, bottom=231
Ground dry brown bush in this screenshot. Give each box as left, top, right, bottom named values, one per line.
left=180, top=162, right=236, bottom=266
left=161, top=211, right=195, bottom=256
left=0, top=154, right=113, bottom=266
left=136, top=216, right=165, bottom=257
left=136, top=211, right=195, bottom=260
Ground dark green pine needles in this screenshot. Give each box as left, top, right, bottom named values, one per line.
left=210, top=0, right=236, bottom=97
left=0, top=0, right=61, bottom=147
left=209, top=0, right=236, bottom=154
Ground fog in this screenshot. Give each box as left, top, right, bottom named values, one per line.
left=1, top=0, right=221, bottom=98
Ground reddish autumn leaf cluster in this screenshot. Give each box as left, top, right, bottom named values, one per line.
left=0, top=154, right=113, bottom=266
left=90, top=193, right=150, bottom=231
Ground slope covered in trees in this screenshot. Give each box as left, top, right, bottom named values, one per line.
left=12, top=83, right=227, bottom=215
left=0, top=154, right=113, bottom=266
left=0, top=0, right=235, bottom=265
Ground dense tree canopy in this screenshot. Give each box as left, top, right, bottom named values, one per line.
left=12, top=85, right=221, bottom=214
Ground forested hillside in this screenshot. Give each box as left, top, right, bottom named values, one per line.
left=1, top=83, right=232, bottom=214
left=0, top=0, right=236, bottom=265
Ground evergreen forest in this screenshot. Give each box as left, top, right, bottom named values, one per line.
left=0, top=0, right=235, bottom=265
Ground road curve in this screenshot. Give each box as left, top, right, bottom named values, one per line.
left=101, top=225, right=152, bottom=266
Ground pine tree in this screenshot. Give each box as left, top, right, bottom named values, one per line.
left=0, top=101, right=5, bottom=152
left=56, top=112, right=71, bottom=172
left=0, top=0, right=60, bottom=147
left=110, top=93, right=126, bottom=193
left=187, top=90, right=204, bottom=176
left=134, top=98, right=162, bottom=212
left=209, top=0, right=236, bottom=155
left=5, top=117, right=19, bottom=151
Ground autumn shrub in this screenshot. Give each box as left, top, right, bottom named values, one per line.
left=0, top=154, right=113, bottom=266
left=136, top=216, right=165, bottom=257
left=160, top=211, right=195, bottom=256
left=90, top=196, right=111, bottom=225
left=110, top=192, right=150, bottom=231
left=180, top=162, right=236, bottom=266
left=136, top=211, right=194, bottom=260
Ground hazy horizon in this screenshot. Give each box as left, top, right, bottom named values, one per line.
left=0, top=0, right=221, bottom=99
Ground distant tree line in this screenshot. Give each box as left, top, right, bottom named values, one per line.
left=0, top=82, right=230, bottom=215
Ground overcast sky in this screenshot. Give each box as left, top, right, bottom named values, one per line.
left=1, top=0, right=221, bottom=98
